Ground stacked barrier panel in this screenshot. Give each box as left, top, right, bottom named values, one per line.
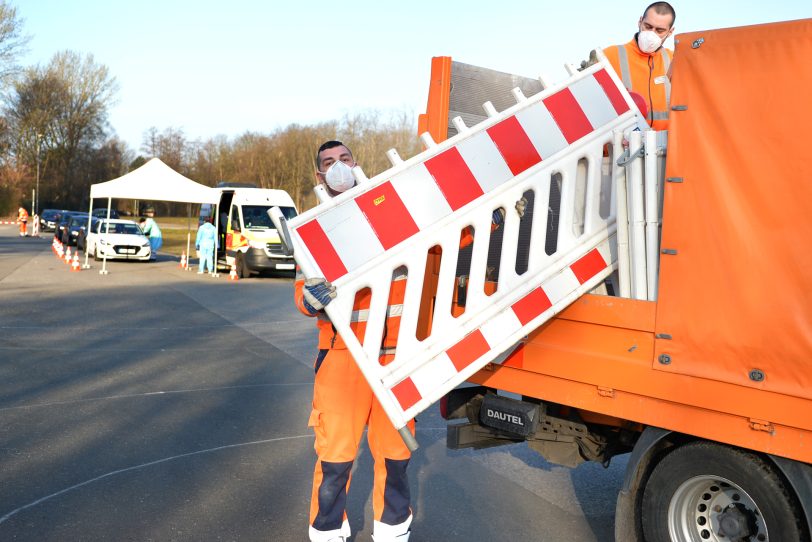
left=285, top=56, right=649, bottom=446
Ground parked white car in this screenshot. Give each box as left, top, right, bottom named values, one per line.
left=85, top=219, right=152, bottom=261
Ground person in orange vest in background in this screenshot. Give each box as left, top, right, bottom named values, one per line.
left=296, top=141, right=414, bottom=542
left=17, top=207, right=29, bottom=237
left=603, top=2, right=675, bottom=130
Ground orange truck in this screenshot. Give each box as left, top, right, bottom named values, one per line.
left=420, top=20, right=812, bottom=541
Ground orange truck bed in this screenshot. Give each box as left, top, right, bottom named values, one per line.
left=425, top=19, right=812, bottom=464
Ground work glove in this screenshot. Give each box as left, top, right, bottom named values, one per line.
left=303, top=277, right=336, bottom=314
left=579, top=49, right=599, bottom=71
left=491, top=208, right=506, bottom=226
left=195, top=245, right=199, bottom=251
left=515, top=197, right=528, bottom=218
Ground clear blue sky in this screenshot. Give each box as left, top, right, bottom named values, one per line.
left=16, top=1, right=810, bottom=153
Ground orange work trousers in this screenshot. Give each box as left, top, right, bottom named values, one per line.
left=19, top=221, right=27, bottom=236
left=308, top=348, right=415, bottom=538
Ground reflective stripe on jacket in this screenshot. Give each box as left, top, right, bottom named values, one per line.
left=295, top=266, right=408, bottom=351
left=604, top=38, right=672, bottom=131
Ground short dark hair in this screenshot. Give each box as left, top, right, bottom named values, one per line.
left=315, top=140, right=352, bottom=170
left=643, top=2, right=675, bottom=27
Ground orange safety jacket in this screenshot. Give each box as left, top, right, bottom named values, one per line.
left=604, top=38, right=672, bottom=131
left=295, top=266, right=407, bottom=351
left=18, top=208, right=28, bottom=221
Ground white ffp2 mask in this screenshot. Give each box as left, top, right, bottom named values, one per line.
left=638, top=30, right=664, bottom=53
left=324, top=161, right=356, bottom=193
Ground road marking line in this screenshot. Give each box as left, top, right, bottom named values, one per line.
left=0, top=434, right=314, bottom=525
left=0, top=383, right=313, bottom=412
left=0, top=425, right=448, bottom=525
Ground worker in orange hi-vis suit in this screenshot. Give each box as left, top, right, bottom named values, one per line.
left=295, top=140, right=414, bottom=542
left=297, top=141, right=510, bottom=542
left=603, top=2, right=675, bottom=130
left=17, top=207, right=29, bottom=237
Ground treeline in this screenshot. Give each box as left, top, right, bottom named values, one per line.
left=135, top=112, right=422, bottom=216
left=0, top=2, right=423, bottom=217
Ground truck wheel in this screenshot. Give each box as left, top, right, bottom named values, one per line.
left=236, top=253, right=249, bottom=278
left=641, top=441, right=806, bottom=542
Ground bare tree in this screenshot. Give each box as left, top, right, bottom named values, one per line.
left=338, top=109, right=422, bottom=180
left=125, top=108, right=420, bottom=213
left=0, top=1, right=30, bottom=86
left=141, top=126, right=159, bottom=157
left=4, top=50, right=118, bottom=208
left=140, top=126, right=186, bottom=172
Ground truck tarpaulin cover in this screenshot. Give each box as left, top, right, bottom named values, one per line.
left=654, top=19, right=812, bottom=399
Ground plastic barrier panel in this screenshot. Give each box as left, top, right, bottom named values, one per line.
left=286, top=56, right=647, bottom=444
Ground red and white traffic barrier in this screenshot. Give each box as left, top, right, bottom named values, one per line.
left=286, top=52, right=648, bottom=446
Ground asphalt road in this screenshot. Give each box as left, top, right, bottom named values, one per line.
left=0, top=226, right=626, bottom=541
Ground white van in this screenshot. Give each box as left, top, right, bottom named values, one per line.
left=199, top=186, right=298, bottom=277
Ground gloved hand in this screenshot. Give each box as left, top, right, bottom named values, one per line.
left=303, top=277, right=336, bottom=314
left=579, top=49, right=599, bottom=71
left=491, top=208, right=506, bottom=226
left=195, top=245, right=199, bottom=251
left=515, top=197, right=528, bottom=218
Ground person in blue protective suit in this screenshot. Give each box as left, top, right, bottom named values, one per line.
left=139, top=212, right=163, bottom=261
left=195, top=216, right=217, bottom=274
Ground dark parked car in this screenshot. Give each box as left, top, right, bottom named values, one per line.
left=54, top=212, right=83, bottom=244
left=91, top=208, right=120, bottom=219
left=77, top=217, right=101, bottom=252
left=39, top=209, right=67, bottom=232
left=62, top=214, right=92, bottom=247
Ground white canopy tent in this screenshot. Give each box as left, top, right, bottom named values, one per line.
left=86, top=157, right=217, bottom=274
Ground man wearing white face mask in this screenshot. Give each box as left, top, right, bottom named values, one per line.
left=316, top=140, right=358, bottom=196
left=604, top=2, right=675, bottom=130
left=295, top=140, right=416, bottom=542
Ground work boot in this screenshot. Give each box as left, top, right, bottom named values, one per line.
left=309, top=520, right=351, bottom=542
left=372, top=515, right=412, bottom=542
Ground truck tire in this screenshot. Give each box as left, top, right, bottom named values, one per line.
left=235, top=252, right=250, bottom=278
left=641, top=441, right=806, bottom=542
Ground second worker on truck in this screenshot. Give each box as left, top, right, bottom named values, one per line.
left=604, top=1, right=676, bottom=130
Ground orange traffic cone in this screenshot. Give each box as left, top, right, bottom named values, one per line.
left=229, top=262, right=239, bottom=281
left=64, top=246, right=72, bottom=264
left=179, top=251, right=187, bottom=269
left=71, top=253, right=80, bottom=272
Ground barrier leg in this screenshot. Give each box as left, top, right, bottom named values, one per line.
left=399, top=426, right=419, bottom=452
